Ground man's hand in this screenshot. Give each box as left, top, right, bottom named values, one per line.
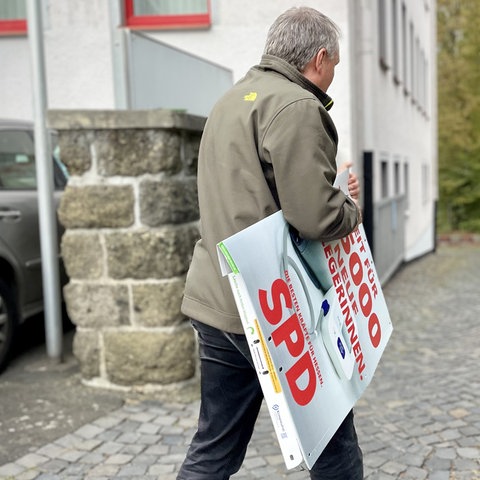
left=339, top=162, right=360, bottom=200
left=348, top=172, right=360, bottom=200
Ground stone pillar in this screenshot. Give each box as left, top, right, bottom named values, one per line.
left=48, top=109, right=205, bottom=390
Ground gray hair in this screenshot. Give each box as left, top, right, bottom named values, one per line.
left=263, top=7, right=340, bottom=71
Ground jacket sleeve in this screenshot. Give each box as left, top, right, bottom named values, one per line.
left=261, top=98, right=360, bottom=241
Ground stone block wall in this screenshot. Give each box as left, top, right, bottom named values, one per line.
left=48, top=109, right=205, bottom=390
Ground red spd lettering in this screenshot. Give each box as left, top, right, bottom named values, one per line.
left=285, top=352, right=317, bottom=406
left=258, top=278, right=317, bottom=406
left=259, top=278, right=292, bottom=325
left=271, top=312, right=304, bottom=357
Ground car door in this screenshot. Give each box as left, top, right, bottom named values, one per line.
left=0, top=128, right=44, bottom=311
left=0, top=126, right=65, bottom=316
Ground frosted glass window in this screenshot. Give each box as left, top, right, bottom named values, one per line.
left=0, top=0, right=27, bottom=35
left=126, top=0, right=211, bottom=29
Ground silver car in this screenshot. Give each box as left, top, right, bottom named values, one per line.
left=0, top=119, right=68, bottom=372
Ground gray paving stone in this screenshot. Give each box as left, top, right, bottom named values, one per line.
left=400, top=466, right=427, bottom=479
left=34, top=475, right=61, bottom=480
left=115, top=432, right=142, bottom=445
left=136, top=423, right=160, bottom=435
left=428, top=472, right=451, bottom=480
left=56, top=449, right=86, bottom=463
left=127, top=412, right=157, bottom=423
left=74, top=438, right=103, bottom=452
left=147, top=463, right=175, bottom=475
left=14, top=470, right=40, bottom=480
left=457, top=447, right=480, bottom=459
left=136, top=434, right=161, bottom=445
left=92, top=415, right=124, bottom=430
left=16, top=454, right=49, bottom=469
left=103, top=454, right=133, bottom=466
left=35, top=444, right=67, bottom=459
left=156, top=453, right=186, bottom=465
left=129, top=454, right=158, bottom=466
left=143, top=444, right=169, bottom=456
left=94, top=430, right=121, bottom=443
left=52, top=434, right=83, bottom=449
left=37, top=459, right=69, bottom=474
left=0, top=462, right=25, bottom=477
left=76, top=452, right=105, bottom=465
left=84, top=464, right=119, bottom=477
left=94, top=442, right=123, bottom=456
left=436, top=447, right=456, bottom=459
left=60, top=463, right=89, bottom=476
left=115, top=420, right=140, bottom=433
left=74, top=424, right=106, bottom=440
left=118, top=444, right=145, bottom=456
left=115, top=464, right=147, bottom=476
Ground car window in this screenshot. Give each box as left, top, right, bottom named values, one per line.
left=0, top=129, right=68, bottom=190
left=0, top=130, right=37, bottom=189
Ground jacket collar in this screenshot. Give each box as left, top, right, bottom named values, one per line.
left=259, top=54, right=334, bottom=111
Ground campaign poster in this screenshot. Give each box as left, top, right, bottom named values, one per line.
left=217, top=211, right=393, bottom=469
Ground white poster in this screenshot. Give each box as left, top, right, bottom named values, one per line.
left=217, top=211, right=393, bottom=470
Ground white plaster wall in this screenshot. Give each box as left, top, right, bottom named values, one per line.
left=0, top=0, right=115, bottom=121
left=45, top=1, right=115, bottom=110
left=0, top=37, right=32, bottom=120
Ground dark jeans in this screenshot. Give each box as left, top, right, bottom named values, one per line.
left=177, top=320, right=363, bottom=480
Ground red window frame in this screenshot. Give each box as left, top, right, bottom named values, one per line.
left=0, top=18, right=27, bottom=36
left=125, top=0, right=211, bottom=30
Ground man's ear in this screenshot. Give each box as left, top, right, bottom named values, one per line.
left=315, top=48, right=328, bottom=72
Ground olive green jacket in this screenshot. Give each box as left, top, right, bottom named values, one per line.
left=181, top=55, right=361, bottom=333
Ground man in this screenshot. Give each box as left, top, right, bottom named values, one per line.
left=178, top=6, right=363, bottom=480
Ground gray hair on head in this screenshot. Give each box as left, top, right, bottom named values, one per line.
left=263, top=6, right=340, bottom=71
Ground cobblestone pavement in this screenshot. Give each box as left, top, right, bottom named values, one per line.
left=0, top=245, right=479, bottom=480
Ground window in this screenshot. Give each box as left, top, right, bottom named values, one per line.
left=378, top=0, right=389, bottom=70
left=392, top=0, right=400, bottom=84
left=422, top=164, right=429, bottom=204
left=394, top=160, right=400, bottom=195
left=381, top=160, right=389, bottom=198
left=0, top=129, right=68, bottom=190
left=125, top=0, right=211, bottom=30
left=410, top=24, right=415, bottom=103
left=0, top=130, right=36, bottom=189
left=401, top=3, right=408, bottom=93
left=413, top=36, right=420, bottom=106
left=423, top=57, right=429, bottom=115
left=0, top=0, right=27, bottom=36
left=418, top=49, right=425, bottom=112
left=404, top=162, right=409, bottom=208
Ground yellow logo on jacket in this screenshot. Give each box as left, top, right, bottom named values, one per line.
left=244, top=92, right=257, bottom=102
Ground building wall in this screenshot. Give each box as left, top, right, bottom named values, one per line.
left=352, top=0, right=437, bottom=263
left=0, top=0, right=115, bottom=120
left=1, top=37, right=32, bottom=120
left=0, top=0, right=437, bottom=265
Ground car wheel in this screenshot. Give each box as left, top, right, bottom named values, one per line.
left=0, top=278, right=18, bottom=373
